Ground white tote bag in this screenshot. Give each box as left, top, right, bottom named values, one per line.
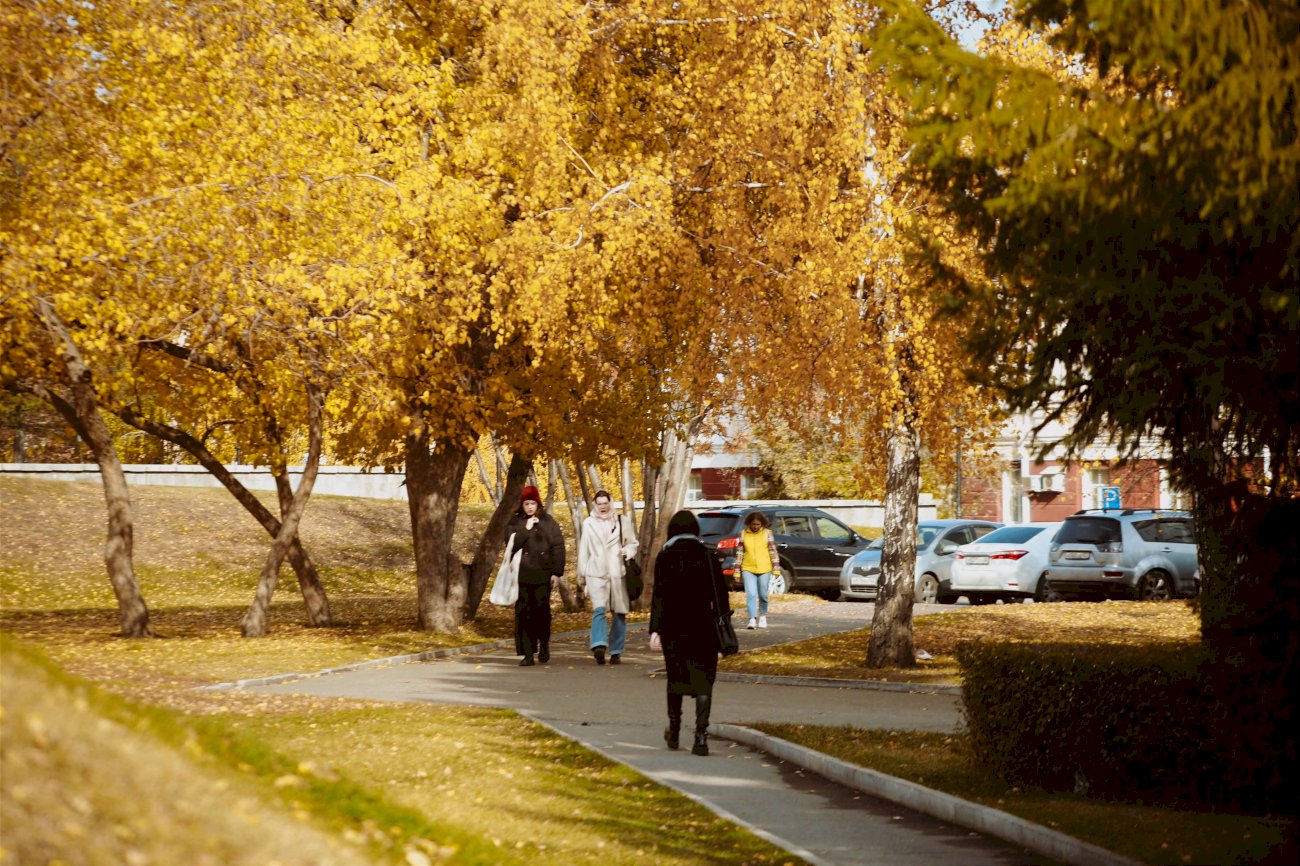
left=489, top=532, right=521, bottom=606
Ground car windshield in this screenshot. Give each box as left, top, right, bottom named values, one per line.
left=696, top=514, right=740, bottom=538
left=974, top=526, right=1046, bottom=545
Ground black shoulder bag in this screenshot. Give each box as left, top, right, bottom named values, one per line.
left=619, top=517, right=644, bottom=601
left=707, top=553, right=740, bottom=656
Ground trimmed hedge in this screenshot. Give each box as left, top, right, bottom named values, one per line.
left=957, top=641, right=1295, bottom=813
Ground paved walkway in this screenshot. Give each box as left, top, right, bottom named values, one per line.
left=234, top=600, right=1132, bottom=866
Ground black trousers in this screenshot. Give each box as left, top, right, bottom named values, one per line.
left=514, top=579, right=552, bottom=656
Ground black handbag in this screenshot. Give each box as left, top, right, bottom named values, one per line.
left=619, top=518, right=644, bottom=601
left=707, top=557, right=740, bottom=656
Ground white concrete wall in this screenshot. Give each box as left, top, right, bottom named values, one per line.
left=0, top=464, right=935, bottom=526
left=0, top=463, right=408, bottom=500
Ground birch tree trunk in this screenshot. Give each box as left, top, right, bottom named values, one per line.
left=545, top=459, right=557, bottom=510
left=619, top=458, right=643, bottom=610
left=867, top=423, right=921, bottom=668
left=643, top=413, right=705, bottom=587
left=474, top=446, right=498, bottom=505
left=553, top=459, right=586, bottom=608
left=32, top=299, right=151, bottom=637
left=241, top=386, right=325, bottom=637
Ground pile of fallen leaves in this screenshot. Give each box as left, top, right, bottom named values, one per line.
left=725, top=601, right=1199, bottom=682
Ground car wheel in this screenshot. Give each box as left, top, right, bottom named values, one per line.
left=916, top=573, right=940, bottom=604
left=1137, top=569, right=1172, bottom=601
left=1033, top=574, right=1061, bottom=603
left=769, top=569, right=789, bottom=596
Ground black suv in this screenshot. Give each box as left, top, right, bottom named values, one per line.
left=695, top=505, right=874, bottom=597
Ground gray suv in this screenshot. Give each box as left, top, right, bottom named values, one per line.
left=1046, top=509, right=1199, bottom=601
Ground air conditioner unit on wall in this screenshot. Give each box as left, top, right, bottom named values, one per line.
left=1032, top=473, right=1065, bottom=493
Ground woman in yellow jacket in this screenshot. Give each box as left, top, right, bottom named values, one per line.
left=736, top=510, right=781, bottom=629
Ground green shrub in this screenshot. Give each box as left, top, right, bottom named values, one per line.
left=957, top=641, right=1295, bottom=813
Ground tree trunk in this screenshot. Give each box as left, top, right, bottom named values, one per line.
left=466, top=452, right=531, bottom=618
left=619, top=458, right=645, bottom=611
left=643, top=414, right=705, bottom=589
left=554, top=459, right=586, bottom=608
left=867, top=424, right=922, bottom=668
left=1187, top=443, right=1299, bottom=811
left=574, top=459, right=593, bottom=510
left=473, top=445, right=498, bottom=506
left=241, top=387, right=325, bottom=636
left=405, top=431, right=473, bottom=632
left=33, top=299, right=151, bottom=637
left=489, top=433, right=507, bottom=501
left=638, top=457, right=658, bottom=556
left=545, top=459, right=558, bottom=510
left=114, top=406, right=332, bottom=626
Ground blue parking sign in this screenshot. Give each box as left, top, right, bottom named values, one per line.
left=1101, top=486, right=1122, bottom=510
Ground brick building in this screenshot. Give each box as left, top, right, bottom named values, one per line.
left=958, top=411, right=1191, bottom=522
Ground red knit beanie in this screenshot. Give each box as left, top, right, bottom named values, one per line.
left=520, top=485, right=541, bottom=505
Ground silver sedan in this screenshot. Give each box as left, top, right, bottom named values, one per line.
left=839, top=519, right=1003, bottom=604
left=950, top=522, right=1062, bottom=604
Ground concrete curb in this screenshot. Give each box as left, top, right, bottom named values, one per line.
left=716, top=671, right=961, bottom=695
left=712, top=724, right=1143, bottom=866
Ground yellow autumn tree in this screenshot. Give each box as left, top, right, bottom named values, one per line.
left=1, top=0, right=428, bottom=634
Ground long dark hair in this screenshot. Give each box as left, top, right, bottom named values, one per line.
left=666, top=510, right=700, bottom=538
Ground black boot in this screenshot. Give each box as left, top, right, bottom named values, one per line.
left=692, top=694, right=712, bottom=756
left=538, top=642, right=550, bottom=664
left=519, top=654, right=535, bottom=667
left=665, top=693, right=683, bottom=750
left=593, top=646, right=606, bottom=665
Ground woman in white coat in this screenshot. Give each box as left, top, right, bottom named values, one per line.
left=577, top=490, right=639, bottom=665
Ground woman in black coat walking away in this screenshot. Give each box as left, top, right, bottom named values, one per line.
left=504, top=486, right=566, bottom=666
left=648, top=509, right=730, bottom=755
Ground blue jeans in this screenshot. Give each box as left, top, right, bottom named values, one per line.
left=743, top=571, right=771, bottom=619
left=590, top=607, right=627, bottom=655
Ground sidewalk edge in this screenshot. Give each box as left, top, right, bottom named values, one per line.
left=518, top=711, right=837, bottom=866
left=712, top=723, right=1143, bottom=866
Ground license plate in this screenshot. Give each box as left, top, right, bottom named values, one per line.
left=965, top=556, right=989, bottom=565
left=1063, top=551, right=1090, bottom=560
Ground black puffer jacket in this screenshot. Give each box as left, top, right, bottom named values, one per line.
left=505, top=509, right=565, bottom=584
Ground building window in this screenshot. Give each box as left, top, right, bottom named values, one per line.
left=686, top=473, right=703, bottom=502
left=1006, top=469, right=1025, bottom=523
left=739, top=473, right=759, bottom=500
left=1086, top=467, right=1110, bottom=510
left=1160, top=468, right=1192, bottom=510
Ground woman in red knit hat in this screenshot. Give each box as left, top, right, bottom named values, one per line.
left=504, top=485, right=566, bottom=665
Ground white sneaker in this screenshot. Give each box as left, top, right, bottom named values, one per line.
left=747, top=617, right=757, bottom=630
left=758, top=616, right=768, bottom=629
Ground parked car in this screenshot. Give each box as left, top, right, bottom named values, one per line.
left=838, top=519, right=1003, bottom=604
left=950, top=522, right=1062, bottom=604
left=1045, top=509, right=1199, bottom=601
left=695, top=505, right=875, bottom=597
